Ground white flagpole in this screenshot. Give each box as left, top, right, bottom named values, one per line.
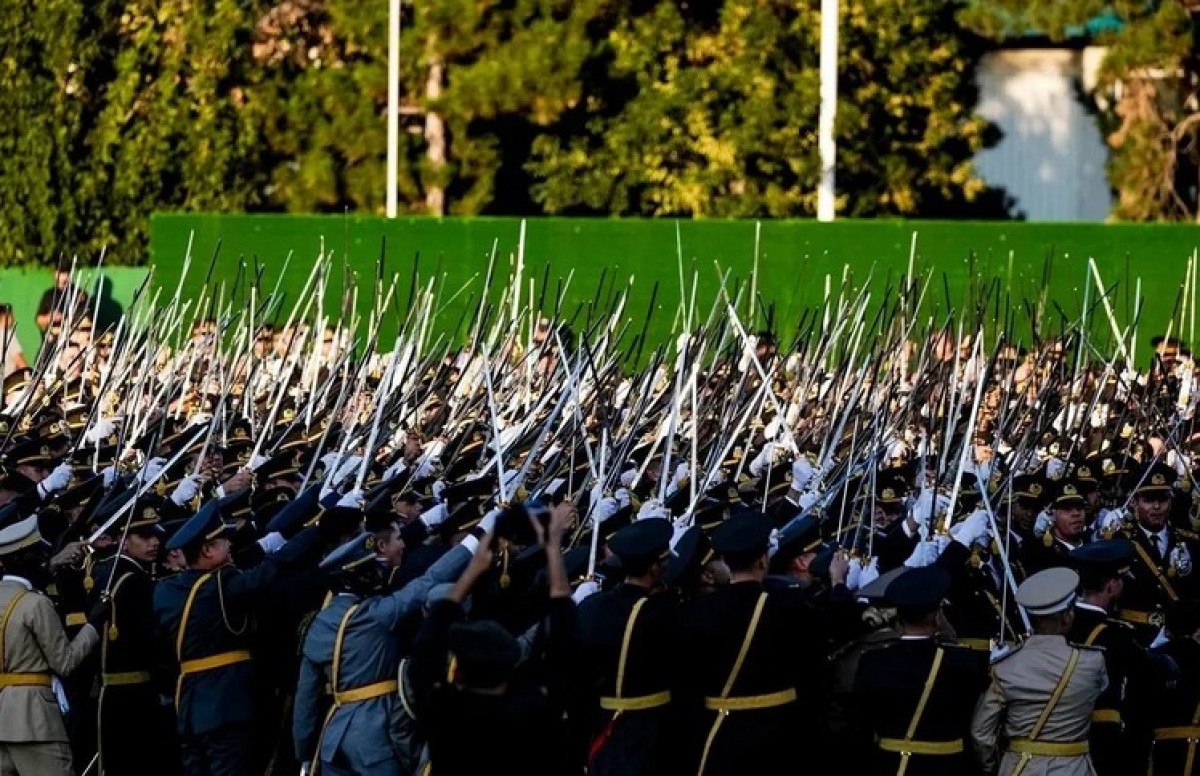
left=386, top=0, right=401, bottom=218
left=817, top=0, right=839, bottom=222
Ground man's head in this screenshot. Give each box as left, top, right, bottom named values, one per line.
left=768, top=515, right=823, bottom=582
left=320, top=532, right=387, bottom=596
left=1017, top=567, right=1080, bottom=635
left=608, top=519, right=672, bottom=589
left=1132, top=463, right=1175, bottom=532
left=1069, top=538, right=1132, bottom=612
left=113, top=502, right=166, bottom=565
left=713, top=511, right=773, bottom=579
left=885, top=565, right=951, bottom=632
left=0, top=517, right=49, bottom=587
left=167, top=501, right=237, bottom=570
left=366, top=512, right=405, bottom=568
left=391, top=491, right=423, bottom=523
left=1049, top=480, right=1087, bottom=542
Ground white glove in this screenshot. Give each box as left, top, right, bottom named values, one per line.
left=477, top=506, right=502, bottom=534
left=431, top=479, right=446, bottom=500
left=170, top=475, right=203, bottom=506
left=38, top=463, right=73, bottom=497
left=749, top=443, right=777, bottom=478
left=412, top=456, right=442, bottom=480
left=256, top=531, right=285, bottom=554
left=950, top=509, right=992, bottom=547
left=1093, top=508, right=1126, bottom=539
left=383, top=458, right=407, bottom=480
left=614, top=488, right=632, bottom=509
left=320, top=452, right=343, bottom=473
left=337, top=488, right=365, bottom=509
left=592, top=497, right=619, bottom=525
left=572, top=579, right=601, bottom=604
left=421, top=503, right=448, bottom=529
left=424, top=438, right=447, bottom=460
left=904, top=535, right=950, bottom=567
left=855, top=556, right=880, bottom=591
left=637, top=499, right=669, bottom=521
left=791, top=456, right=816, bottom=492
left=797, top=490, right=820, bottom=511
left=618, top=468, right=637, bottom=488
left=501, top=469, right=522, bottom=497
left=670, top=519, right=691, bottom=549
left=332, top=456, right=362, bottom=487
left=100, top=466, right=118, bottom=487
left=1033, top=510, right=1053, bottom=537
left=139, top=457, right=168, bottom=484
left=909, top=488, right=949, bottom=529
left=1045, top=457, right=1066, bottom=481
left=247, top=454, right=269, bottom=471
left=846, top=557, right=864, bottom=590
left=84, top=418, right=115, bottom=444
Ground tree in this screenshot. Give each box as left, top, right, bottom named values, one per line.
left=527, top=0, right=1008, bottom=218
left=960, top=0, right=1200, bottom=222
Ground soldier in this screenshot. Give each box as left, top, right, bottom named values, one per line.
left=1022, top=479, right=1090, bottom=574
left=153, top=496, right=320, bottom=776
left=574, top=518, right=675, bottom=775
left=292, top=514, right=477, bottom=775
left=1138, top=600, right=1200, bottom=775
left=971, top=567, right=1108, bottom=776
left=1065, top=539, right=1149, bottom=774
left=674, top=511, right=808, bottom=775
left=853, top=565, right=990, bottom=775
left=0, top=516, right=104, bottom=775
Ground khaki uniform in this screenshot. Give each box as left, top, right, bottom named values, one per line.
left=971, top=634, right=1107, bottom=776
left=0, top=578, right=99, bottom=776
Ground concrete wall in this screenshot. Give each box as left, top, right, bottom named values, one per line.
left=974, top=48, right=1112, bottom=222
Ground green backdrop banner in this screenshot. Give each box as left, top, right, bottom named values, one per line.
left=146, top=214, right=1200, bottom=365
left=0, top=267, right=149, bottom=360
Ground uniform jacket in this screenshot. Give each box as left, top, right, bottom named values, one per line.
left=971, top=634, right=1107, bottom=776
left=292, top=543, right=471, bottom=769
left=0, top=577, right=99, bottom=743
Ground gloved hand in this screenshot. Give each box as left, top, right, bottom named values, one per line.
left=248, top=454, right=269, bottom=471
left=904, top=535, right=949, bottom=567
left=637, top=499, right=669, bottom=521
left=797, top=490, right=820, bottom=511
left=431, top=479, right=446, bottom=501
left=908, top=488, right=949, bottom=529
left=477, top=506, right=502, bottom=534
left=332, top=456, right=362, bottom=488
left=1033, top=510, right=1053, bottom=537
left=337, top=488, right=365, bottom=509
left=170, top=475, right=203, bottom=507
left=950, top=509, right=992, bottom=547
left=84, top=418, right=115, bottom=445
left=618, top=468, right=637, bottom=489
left=100, top=466, right=118, bottom=488
left=383, top=458, right=407, bottom=480
left=1093, top=508, right=1126, bottom=539
left=37, top=463, right=73, bottom=498
left=412, top=456, right=442, bottom=480
left=572, top=579, right=601, bottom=604
left=592, top=497, right=619, bottom=525
left=139, top=457, right=168, bottom=484
left=613, top=488, right=632, bottom=510
left=855, top=556, right=880, bottom=592
left=1045, top=457, right=1066, bottom=481
left=420, top=503, right=448, bottom=529
left=791, top=456, right=816, bottom=492
left=749, top=443, right=777, bottom=478
left=86, top=595, right=111, bottom=631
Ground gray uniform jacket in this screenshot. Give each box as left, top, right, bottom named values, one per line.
left=971, top=634, right=1107, bottom=776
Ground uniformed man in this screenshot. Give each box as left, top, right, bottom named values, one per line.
left=153, top=496, right=320, bottom=776
left=1066, top=539, right=1149, bottom=774
left=971, top=567, right=1108, bottom=776
left=1115, top=462, right=1200, bottom=643
left=1138, top=599, right=1200, bottom=775
left=1022, top=480, right=1090, bottom=574
left=89, top=499, right=179, bottom=776
left=675, top=510, right=808, bottom=775
left=0, top=516, right=104, bottom=775
left=574, top=518, right=675, bottom=775
left=292, top=515, right=476, bottom=775
left=853, top=565, right=990, bottom=775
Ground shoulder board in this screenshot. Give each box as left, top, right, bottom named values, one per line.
left=1177, top=528, right=1198, bottom=541
left=1107, top=618, right=1135, bottom=631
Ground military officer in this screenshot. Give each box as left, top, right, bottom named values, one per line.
left=971, top=567, right=1108, bottom=776
left=292, top=515, right=477, bottom=775
left=1115, top=462, right=1200, bottom=642
left=153, top=496, right=320, bottom=776
left=853, top=565, right=990, bottom=775
left=89, top=498, right=179, bottom=776
left=1138, top=600, right=1200, bottom=776
left=574, top=518, right=676, bottom=775
left=0, top=516, right=104, bottom=775
left=1022, top=480, right=1090, bottom=574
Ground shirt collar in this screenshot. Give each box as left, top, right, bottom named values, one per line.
left=1075, top=601, right=1108, bottom=615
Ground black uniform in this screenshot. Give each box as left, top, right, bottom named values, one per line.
left=90, top=554, right=180, bottom=776
left=853, top=637, right=990, bottom=775
left=674, top=581, right=815, bottom=775
left=1141, top=634, right=1200, bottom=776
left=1117, top=525, right=1200, bottom=641
left=574, top=583, right=676, bottom=775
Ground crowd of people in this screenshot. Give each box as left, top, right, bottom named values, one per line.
left=0, top=261, right=1196, bottom=776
